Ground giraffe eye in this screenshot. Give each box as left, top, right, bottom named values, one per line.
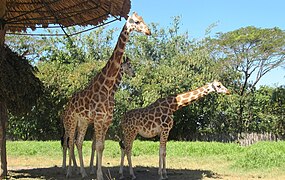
left=135, top=21, right=140, bottom=25
left=217, top=85, right=221, bottom=88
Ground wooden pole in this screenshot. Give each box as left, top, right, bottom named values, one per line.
left=0, top=0, right=6, bottom=46
left=0, top=0, right=8, bottom=178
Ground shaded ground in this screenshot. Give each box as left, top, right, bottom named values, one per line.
left=8, top=166, right=218, bottom=180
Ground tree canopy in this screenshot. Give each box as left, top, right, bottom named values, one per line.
left=0, top=45, right=42, bottom=115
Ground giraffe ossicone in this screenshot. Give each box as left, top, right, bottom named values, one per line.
left=62, top=12, right=151, bottom=180
left=119, top=80, right=230, bottom=180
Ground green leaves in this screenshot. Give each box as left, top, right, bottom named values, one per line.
left=0, top=46, right=43, bottom=115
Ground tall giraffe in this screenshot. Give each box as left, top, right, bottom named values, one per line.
left=119, top=80, right=230, bottom=180
left=61, top=56, right=135, bottom=173
left=62, top=12, right=151, bottom=179
left=89, top=56, right=135, bottom=174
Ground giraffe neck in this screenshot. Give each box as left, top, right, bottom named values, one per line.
left=170, top=84, right=214, bottom=111
left=103, top=25, right=129, bottom=79
left=88, top=25, right=130, bottom=91
left=111, top=67, right=123, bottom=96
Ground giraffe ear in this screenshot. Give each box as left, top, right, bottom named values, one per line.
left=128, top=18, right=134, bottom=24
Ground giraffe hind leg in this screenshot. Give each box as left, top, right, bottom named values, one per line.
left=89, top=132, right=96, bottom=174
left=61, top=134, right=67, bottom=171
left=66, top=131, right=76, bottom=178
left=76, top=120, right=89, bottom=178
left=123, top=131, right=137, bottom=180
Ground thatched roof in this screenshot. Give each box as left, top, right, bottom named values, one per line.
left=2, top=0, right=131, bottom=33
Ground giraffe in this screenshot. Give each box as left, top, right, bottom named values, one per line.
left=62, top=12, right=151, bottom=180
left=61, top=56, right=135, bottom=173
left=119, top=80, right=230, bottom=180
left=89, top=56, right=135, bottom=174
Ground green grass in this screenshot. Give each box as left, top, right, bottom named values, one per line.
left=6, top=140, right=285, bottom=172
left=233, top=141, right=285, bottom=169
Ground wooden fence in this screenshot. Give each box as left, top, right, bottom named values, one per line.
left=196, top=132, right=280, bottom=146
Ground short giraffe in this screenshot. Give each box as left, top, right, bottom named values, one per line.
left=119, top=80, right=230, bottom=180
left=62, top=12, right=150, bottom=180
left=61, top=56, right=135, bottom=173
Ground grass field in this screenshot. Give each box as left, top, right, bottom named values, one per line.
left=6, top=140, right=285, bottom=179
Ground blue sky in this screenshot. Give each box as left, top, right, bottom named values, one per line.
left=113, top=0, right=285, bottom=87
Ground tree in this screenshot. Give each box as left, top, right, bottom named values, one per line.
left=0, top=45, right=42, bottom=176
left=271, top=86, right=285, bottom=137
left=210, top=26, right=285, bottom=133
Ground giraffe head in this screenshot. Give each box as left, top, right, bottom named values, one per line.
left=209, top=80, right=230, bottom=95
left=126, top=12, right=151, bottom=35
left=121, top=56, right=135, bottom=77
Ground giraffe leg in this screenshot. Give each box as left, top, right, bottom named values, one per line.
left=72, top=147, right=78, bottom=173
left=89, top=132, right=96, bottom=174
left=126, top=148, right=136, bottom=180
left=124, top=132, right=137, bottom=180
left=158, top=146, right=164, bottom=180
left=162, top=146, right=168, bottom=179
left=95, top=139, right=104, bottom=180
left=62, top=133, right=67, bottom=171
left=119, top=148, right=125, bottom=179
left=63, top=133, right=78, bottom=174
left=76, top=121, right=88, bottom=178
left=158, top=131, right=169, bottom=180
left=66, top=130, right=76, bottom=178
left=94, top=113, right=112, bottom=180
left=94, top=126, right=106, bottom=180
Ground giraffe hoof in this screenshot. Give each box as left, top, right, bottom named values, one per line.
left=119, top=174, right=124, bottom=179
left=66, top=167, right=73, bottom=178
left=96, top=173, right=104, bottom=180
left=81, top=172, right=88, bottom=178
left=90, top=166, right=96, bottom=175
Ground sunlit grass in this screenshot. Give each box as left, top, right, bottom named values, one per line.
left=6, top=140, right=285, bottom=178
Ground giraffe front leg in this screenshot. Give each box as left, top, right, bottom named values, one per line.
left=119, top=148, right=125, bottom=179
left=95, top=123, right=108, bottom=180
left=162, top=147, right=168, bottom=179
left=159, top=131, right=169, bottom=180
left=158, top=146, right=164, bottom=180
left=95, top=140, right=104, bottom=180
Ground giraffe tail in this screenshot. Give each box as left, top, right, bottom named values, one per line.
left=60, top=127, right=70, bottom=149
left=60, top=112, right=70, bottom=149
left=119, top=140, right=125, bottom=150
left=60, top=134, right=70, bottom=149
left=114, top=134, right=125, bottom=149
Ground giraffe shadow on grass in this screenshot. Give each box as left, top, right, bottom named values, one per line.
left=8, top=166, right=219, bottom=180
